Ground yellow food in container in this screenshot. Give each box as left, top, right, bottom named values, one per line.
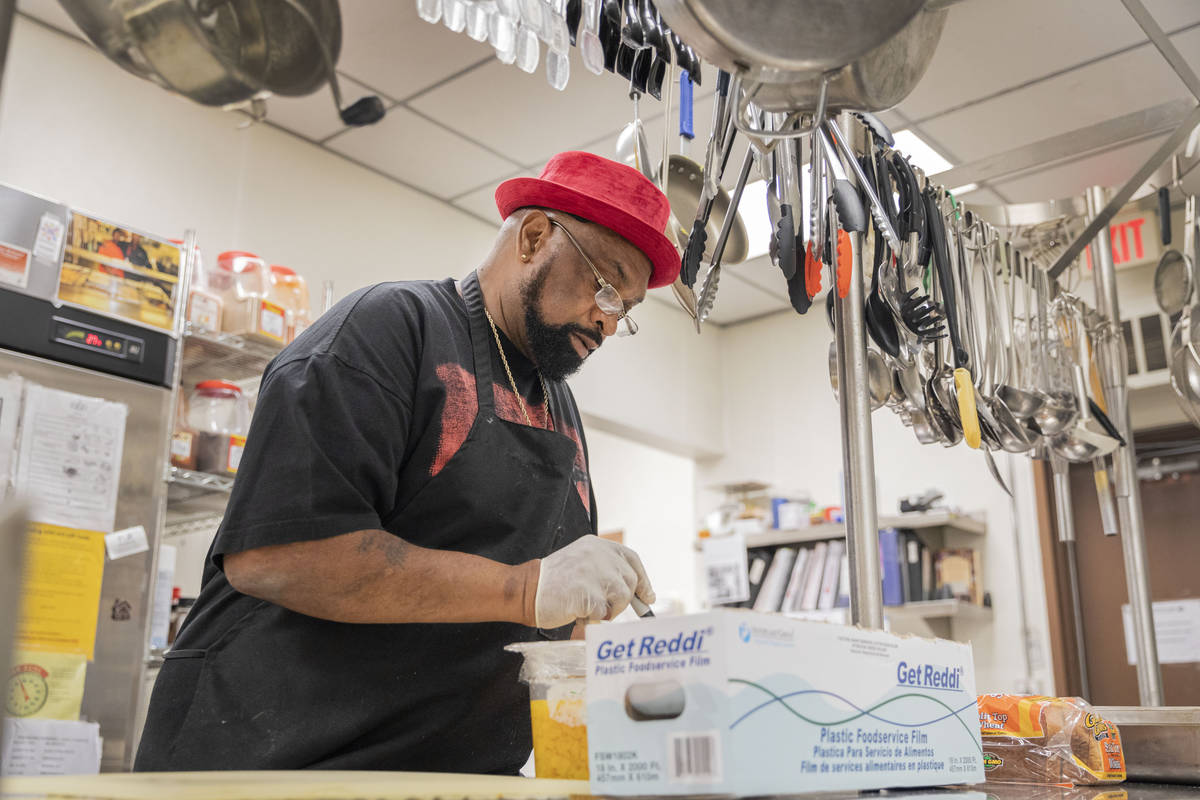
left=506, top=640, right=589, bottom=780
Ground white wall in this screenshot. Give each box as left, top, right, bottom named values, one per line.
left=698, top=308, right=1057, bottom=694
left=585, top=428, right=698, bottom=613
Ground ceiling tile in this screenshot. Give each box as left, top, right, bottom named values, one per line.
left=262, top=73, right=379, bottom=142
left=338, top=4, right=493, bottom=101
left=895, top=0, right=1200, bottom=123
left=16, top=0, right=85, bottom=38
left=990, top=134, right=1168, bottom=203
left=915, top=26, right=1199, bottom=164
left=703, top=271, right=790, bottom=326
left=408, top=46, right=682, bottom=167
left=325, top=106, right=520, bottom=198
left=451, top=169, right=533, bottom=222
left=954, top=186, right=1009, bottom=206
left=725, top=255, right=791, bottom=303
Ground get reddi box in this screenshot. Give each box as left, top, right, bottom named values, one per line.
left=585, top=609, right=985, bottom=795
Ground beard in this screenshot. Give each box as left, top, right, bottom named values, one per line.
left=521, top=260, right=602, bottom=381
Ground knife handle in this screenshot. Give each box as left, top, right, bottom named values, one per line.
left=954, top=368, right=981, bottom=449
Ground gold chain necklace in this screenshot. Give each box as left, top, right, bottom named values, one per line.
left=484, top=307, right=551, bottom=430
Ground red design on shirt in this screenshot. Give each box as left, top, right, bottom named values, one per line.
left=433, top=363, right=590, bottom=512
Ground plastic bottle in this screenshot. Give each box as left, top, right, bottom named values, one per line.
left=211, top=251, right=268, bottom=336
left=189, top=380, right=250, bottom=476
left=268, top=265, right=311, bottom=343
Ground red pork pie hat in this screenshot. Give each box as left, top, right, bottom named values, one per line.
left=495, top=151, right=680, bottom=289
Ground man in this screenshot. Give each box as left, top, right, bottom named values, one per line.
left=135, top=152, right=680, bottom=773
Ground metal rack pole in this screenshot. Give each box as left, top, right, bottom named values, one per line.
left=832, top=112, right=883, bottom=630
left=1085, top=185, right=1163, bottom=706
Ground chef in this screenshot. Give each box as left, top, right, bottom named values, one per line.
left=134, top=152, right=680, bottom=773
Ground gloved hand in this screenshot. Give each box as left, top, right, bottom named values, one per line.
left=534, top=535, right=655, bottom=629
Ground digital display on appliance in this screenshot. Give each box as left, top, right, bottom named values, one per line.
left=51, top=317, right=144, bottom=362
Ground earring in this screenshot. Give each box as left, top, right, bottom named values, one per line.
left=521, top=253, right=530, bottom=261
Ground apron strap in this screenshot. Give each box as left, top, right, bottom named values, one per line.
left=461, top=271, right=496, bottom=414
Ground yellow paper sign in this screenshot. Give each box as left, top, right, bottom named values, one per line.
left=16, top=523, right=106, bottom=659
left=6, top=650, right=88, bottom=720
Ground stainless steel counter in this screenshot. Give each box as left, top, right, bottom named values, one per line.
left=1, top=773, right=1198, bottom=800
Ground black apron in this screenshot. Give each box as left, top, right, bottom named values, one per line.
left=135, top=272, right=590, bottom=773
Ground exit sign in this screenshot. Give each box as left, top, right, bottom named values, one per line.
left=1085, top=210, right=1163, bottom=271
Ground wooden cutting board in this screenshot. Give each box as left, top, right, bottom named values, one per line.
left=0, top=771, right=590, bottom=800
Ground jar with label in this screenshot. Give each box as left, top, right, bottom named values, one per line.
left=189, top=380, right=250, bottom=476
left=211, top=251, right=268, bottom=337
left=268, top=265, right=310, bottom=343
left=174, top=240, right=222, bottom=333
left=169, top=389, right=198, bottom=471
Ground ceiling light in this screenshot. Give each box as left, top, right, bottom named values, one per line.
left=740, top=179, right=772, bottom=260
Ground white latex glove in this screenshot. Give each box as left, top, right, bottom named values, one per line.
left=534, top=535, right=655, bottom=629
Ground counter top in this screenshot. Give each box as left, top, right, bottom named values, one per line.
left=1, top=773, right=1197, bottom=800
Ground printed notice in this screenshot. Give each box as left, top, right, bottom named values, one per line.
left=0, top=240, right=31, bottom=289
left=16, top=523, right=106, bottom=659
left=0, top=374, right=21, bottom=493
left=105, top=524, right=149, bottom=560
left=6, top=650, right=88, bottom=720
left=14, top=384, right=127, bottom=532
left=702, top=534, right=749, bottom=605
left=1, top=719, right=101, bottom=776
left=1123, top=598, right=1200, bottom=665
left=33, top=213, right=66, bottom=265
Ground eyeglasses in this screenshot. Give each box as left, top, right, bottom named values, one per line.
left=547, top=218, right=638, bottom=337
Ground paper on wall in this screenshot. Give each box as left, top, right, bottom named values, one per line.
left=14, top=384, right=127, bottom=533
left=1123, top=597, right=1200, bottom=665
left=33, top=213, right=66, bottom=265
left=0, top=374, right=21, bottom=495
left=6, top=650, right=88, bottom=720
left=701, top=533, right=749, bottom=605
left=148, top=544, right=176, bottom=651
left=104, top=524, right=149, bottom=560
left=16, top=523, right=107, bottom=659
left=1, top=718, right=100, bottom=776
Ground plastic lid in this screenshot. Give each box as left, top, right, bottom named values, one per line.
left=171, top=586, right=181, bottom=600
left=194, top=379, right=242, bottom=394
left=217, top=251, right=263, bottom=271
left=270, top=265, right=296, bottom=277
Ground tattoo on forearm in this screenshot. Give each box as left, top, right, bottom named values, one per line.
left=357, top=530, right=410, bottom=567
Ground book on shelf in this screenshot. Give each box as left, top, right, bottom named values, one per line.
left=817, top=538, right=844, bottom=610
left=920, top=544, right=933, bottom=603
left=878, top=528, right=904, bottom=606
left=799, top=540, right=828, bottom=611
left=835, top=552, right=850, bottom=608
left=753, top=547, right=795, bottom=612
left=901, top=531, right=925, bottom=603
left=780, top=546, right=810, bottom=613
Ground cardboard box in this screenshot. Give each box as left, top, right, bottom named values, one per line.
left=585, top=609, right=984, bottom=795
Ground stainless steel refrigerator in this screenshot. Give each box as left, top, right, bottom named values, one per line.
left=0, top=183, right=177, bottom=771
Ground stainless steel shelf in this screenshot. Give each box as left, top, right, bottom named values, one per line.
left=166, top=466, right=234, bottom=503
left=180, top=324, right=281, bottom=383
left=163, top=510, right=224, bottom=539
left=713, top=510, right=986, bottom=550
left=884, top=599, right=993, bottom=623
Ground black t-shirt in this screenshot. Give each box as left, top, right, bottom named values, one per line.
left=179, top=278, right=596, bottom=649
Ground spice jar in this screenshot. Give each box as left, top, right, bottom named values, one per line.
left=268, top=265, right=311, bottom=343
left=211, top=251, right=268, bottom=336
left=169, top=389, right=198, bottom=471
left=189, top=380, right=250, bottom=476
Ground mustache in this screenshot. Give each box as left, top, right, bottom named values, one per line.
left=566, top=324, right=603, bottom=349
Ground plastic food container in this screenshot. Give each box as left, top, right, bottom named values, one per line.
left=506, top=640, right=588, bottom=780
left=268, top=265, right=310, bottom=343
left=173, top=239, right=222, bottom=333
left=188, top=380, right=250, bottom=476
left=170, top=390, right=197, bottom=471
left=212, top=251, right=268, bottom=336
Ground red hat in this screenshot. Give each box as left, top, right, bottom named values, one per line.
left=495, top=151, right=679, bottom=289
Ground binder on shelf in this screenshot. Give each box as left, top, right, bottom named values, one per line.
left=835, top=552, right=850, bottom=608
left=799, top=540, right=828, bottom=611
left=780, top=546, right=810, bottom=613
left=817, top=539, right=844, bottom=610
left=879, top=528, right=904, bottom=606
left=902, top=531, right=924, bottom=603
left=743, top=548, right=772, bottom=608
left=920, top=545, right=933, bottom=602
left=753, top=547, right=795, bottom=612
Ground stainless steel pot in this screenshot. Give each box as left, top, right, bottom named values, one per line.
left=58, top=0, right=340, bottom=107
left=655, top=0, right=946, bottom=112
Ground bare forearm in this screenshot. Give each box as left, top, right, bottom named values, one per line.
left=225, top=529, right=539, bottom=625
